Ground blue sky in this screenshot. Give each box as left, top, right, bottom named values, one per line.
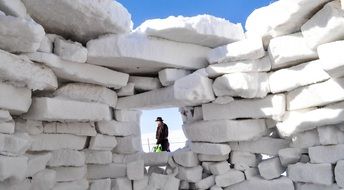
left=117, top=0, right=273, bottom=28
left=117, top=0, right=273, bottom=135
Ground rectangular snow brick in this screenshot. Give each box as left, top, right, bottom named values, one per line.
left=288, top=163, right=333, bottom=185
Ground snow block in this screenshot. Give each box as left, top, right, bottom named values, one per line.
left=0, top=14, right=44, bottom=53
left=309, top=144, right=344, bottom=164
left=143, top=152, right=169, bottom=166
left=113, top=136, right=141, bottom=154
left=0, top=82, right=31, bottom=115
left=268, top=32, right=318, bottom=69
left=26, top=152, right=51, bottom=177
left=318, top=125, right=344, bottom=145
left=158, top=69, right=191, bottom=87
left=335, top=160, right=344, bottom=188
left=0, top=133, right=31, bottom=156
left=301, top=1, right=344, bottom=49
left=208, top=37, right=265, bottom=64
left=22, top=0, right=132, bottom=42
left=127, top=160, right=144, bottom=180
left=0, top=155, right=27, bottom=181
left=173, top=149, right=199, bottom=168
left=227, top=176, right=294, bottom=190
left=48, top=149, right=85, bottom=167
left=213, top=72, right=270, bottom=98
left=84, top=150, right=112, bottom=165
left=209, top=161, right=230, bottom=175
left=43, top=122, right=97, bottom=137
left=89, top=134, right=117, bottom=151
left=31, top=169, right=56, bottom=190
left=87, top=163, right=126, bottom=179
left=24, top=97, right=111, bottom=122
left=114, top=110, right=142, bottom=122
left=190, top=142, right=231, bottom=155
left=111, top=177, right=132, bottom=190
left=295, top=183, right=341, bottom=190
left=25, top=52, right=129, bottom=89
left=206, top=55, right=271, bottom=78
left=277, top=101, right=344, bottom=137
left=53, top=166, right=86, bottom=182
left=195, top=175, right=215, bottom=190
left=203, top=94, right=285, bottom=121
left=117, top=74, right=215, bottom=109
left=96, top=120, right=139, bottom=136
left=230, top=151, right=260, bottom=170
left=238, top=137, right=290, bottom=156
left=215, top=170, right=245, bottom=187
left=52, top=179, right=88, bottom=190
left=129, top=76, right=162, bottom=92
left=184, top=119, right=266, bottom=142
left=54, top=38, right=88, bottom=63
left=278, top=148, right=304, bottom=166
left=289, top=129, right=320, bottom=148
left=0, top=0, right=27, bottom=18
left=89, top=179, right=111, bottom=190
left=87, top=33, right=210, bottom=74
left=0, top=49, right=57, bottom=91
left=177, top=165, right=203, bottom=183
left=258, top=157, right=285, bottom=180
left=30, top=134, right=86, bottom=151
left=245, top=0, right=332, bottom=45
left=136, top=14, right=244, bottom=48
left=287, top=163, right=333, bottom=185
left=318, top=40, right=344, bottom=78
left=269, top=60, right=330, bottom=93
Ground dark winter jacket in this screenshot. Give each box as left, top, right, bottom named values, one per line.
left=156, top=123, right=168, bottom=144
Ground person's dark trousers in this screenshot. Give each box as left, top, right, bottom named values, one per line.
left=160, top=139, right=170, bottom=152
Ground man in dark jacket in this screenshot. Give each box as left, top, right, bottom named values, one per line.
left=155, top=117, right=170, bottom=152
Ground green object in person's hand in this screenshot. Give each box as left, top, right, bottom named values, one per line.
left=153, top=145, right=162, bottom=152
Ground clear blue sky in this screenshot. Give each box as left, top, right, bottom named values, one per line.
left=117, top=0, right=273, bottom=27
left=117, top=1, right=273, bottom=135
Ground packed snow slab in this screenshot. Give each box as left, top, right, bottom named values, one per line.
left=277, top=101, right=344, bottom=137
left=203, top=94, right=285, bottom=121
left=30, top=134, right=87, bottom=151
left=117, top=74, right=215, bottom=109
left=54, top=38, right=88, bottom=63
left=135, top=15, right=245, bottom=48
left=309, top=144, right=344, bottom=164
left=269, top=60, right=330, bottom=93
left=287, top=78, right=344, bottom=110
left=245, top=0, right=332, bottom=45
left=54, top=83, right=117, bottom=108
left=22, top=0, right=132, bottom=42
left=190, top=142, right=231, bottom=155
left=206, top=56, right=271, bottom=78
left=0, top=82, right=32, bottom=115
left=0, top=0, right=27, bottom=18
left=24, top=52, right=129, bottom=89
left=238, top=137, right=290, bottom=156
left=268, top=32, right=318, bottom=69
left=87, top=33, right=210, bottom=74
left=24, top=97, right=112, bottom=122
left=0, top=49, right=57, bottom=91
left=288, top=163, right=333, bottom=185
left=128, top=76, right=162, bottom=92
left=227, top=177, right=294, bottom=190
left=213, top=72, right=270, bottom=98
left=184, top=119, right=266, bottom=143
left=158, top=68, right=191, bottom=87
left=0, top=13, right=44, bottom=53
left=207, top=37, right=265, bottom=64
left=301, top=1, right=344, bottom=49
left=318, top=40, right=344, bottom=78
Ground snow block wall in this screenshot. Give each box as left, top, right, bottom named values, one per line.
left=1, top=0, right=344, bottom=189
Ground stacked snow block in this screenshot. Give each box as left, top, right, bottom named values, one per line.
left=1, top=0, right=344, bottom=189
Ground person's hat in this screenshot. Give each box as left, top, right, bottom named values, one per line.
left=155, top=117, right=163, bottom=122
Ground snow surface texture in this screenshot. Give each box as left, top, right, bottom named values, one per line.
left=0, top=0, right=344, bottom=189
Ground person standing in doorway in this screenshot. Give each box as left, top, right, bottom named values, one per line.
left=155, top=117, right=170, bottom=152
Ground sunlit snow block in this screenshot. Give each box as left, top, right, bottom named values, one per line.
left=301, top=1, right=344, bottom=49
left=277, top=101, right=344, bottom=137
left=268, top=32, right=318, bottom=69
left=96, top=120, right=139, bottom=136
left=117, top=74, right=215, bottom=109
left=173, top=149, right=199, bottom=168
left=206, top=56, right=271, bottom=78
left=245, top=0, right=332, bottom=46
left=0, top=82, right=31, bottom=115
left=136, top=15, right=244, bottom=48
left=269, top=60, right=330, bottom=93
left=0, top=0, right=27, bottom=18
left=238, top=137, right=289, bottom=156
left=30, top=134, right=87, bottom=151
left=54, top=83, right=117, bottom=108
left=228, top=177, right=294, bottom=190
left=287, top=78, right=344, bottom=110
left=177, top=165, right=203, bottom=183
left=215, top=170, right=245, bottom=187
left=24, top=97, right=111, bottom=122
left=202, top=94, right=285, bottom=121
left=0, top=13, right=44, bottom=53
left=288, top=163, right=333, bottom=185
left=190, top=142, right=231, bottom=155
left=207, top=37, right=265, bottom=64
left=89, top=134, right=117, bottom=151
left=84, top=150, right=112, bottom=165
left=158, top=68, right=191, bottom=87
left=142, top=152, right=169, bottom=166
left=22, top=0, right=132, bottom=42
left=258, top=157, right=285, bottom=180
left=54, top=38, right=87, bottom=63
left=184, top=119, right=266, bottom=142
left=87, top=33, right=210, bottom=74
left=25, top=52, right=129, bottom=89
left=113, top=136, right=141, bottom=154
left=128, top=76, right=162, bottom=92
left=87, top=163, right=126, bottom=179
left=318, top=40, right=344, bottom=78
left=43, top=122, right=97, bottom=137
left=213, top=72, right=269, bottom=98
left=0, top=49, right=57, bottom=91
left=47, top=149, right=85, bottom=167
